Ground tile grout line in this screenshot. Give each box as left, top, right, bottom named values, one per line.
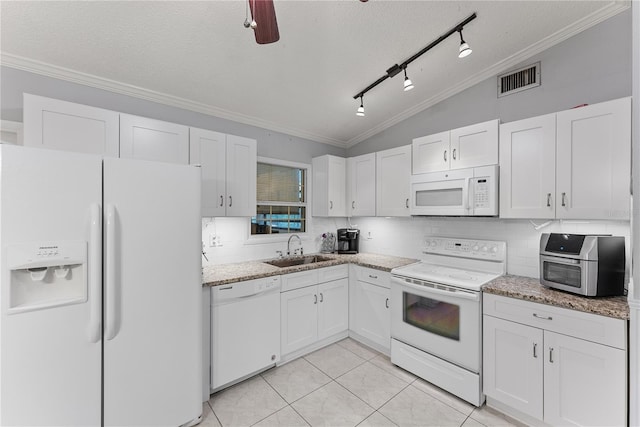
left=408, top=381, right=474, bottom=420
left=206, top=400, right=225, bottom=427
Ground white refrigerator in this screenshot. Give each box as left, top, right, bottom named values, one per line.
left=0, top=145, right=202, bottom=426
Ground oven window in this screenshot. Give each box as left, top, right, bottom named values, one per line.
left=403, top=292, right=460, bottom=341
left=415, top=188, right=462, bottom=207
left=543, top=261, right=581, bottom=288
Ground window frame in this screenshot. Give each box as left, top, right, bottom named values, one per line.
left=246, top=156, right=312, bottom=244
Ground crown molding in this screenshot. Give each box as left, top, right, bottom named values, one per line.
left=345, top=1, right=630, bottom=148
left=0, top=53, right=348, bottom=148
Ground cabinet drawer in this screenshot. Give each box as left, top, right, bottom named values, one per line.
left=317, top=264, right=348, bottom=284
left=281, top=269, right=319, bottom=292
left=483, top=293, right=626, bottom=349
left=356, top=266, right=390, bottom=289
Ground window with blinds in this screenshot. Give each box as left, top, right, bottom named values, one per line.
left=251, top=162, right=307, bottom=235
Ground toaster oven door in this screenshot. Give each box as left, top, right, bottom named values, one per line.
left=539, top=255, right=597, bottom=295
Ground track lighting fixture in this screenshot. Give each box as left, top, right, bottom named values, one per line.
left=403, top=68, right=414, bottom=92
left=458, top=29, right=472, bottom=58
left=352, top=13, right=476, bottom=114
left=356, top=96, right=365, bottom=117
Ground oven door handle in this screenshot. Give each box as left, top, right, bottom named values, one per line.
left=393, top=278, right=480, bottom=302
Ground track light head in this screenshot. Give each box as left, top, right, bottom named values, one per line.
left=403, top=68, right=414, bottom=91
left=458, top=29, right=472, bottom=58
left=356, top=96, right=365, bottom=117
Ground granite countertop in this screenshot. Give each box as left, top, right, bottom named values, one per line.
left=202, top=253, right=418, bottom=287
left=483, top=275, right=629, bottom=320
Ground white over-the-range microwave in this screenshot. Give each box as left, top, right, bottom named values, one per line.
left=410, top=165, right=498, bottom=216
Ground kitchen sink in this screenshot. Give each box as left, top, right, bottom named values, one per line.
left=265, top=255, right=334, bottom=268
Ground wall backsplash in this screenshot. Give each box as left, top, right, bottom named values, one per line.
left=202, top=216, right=630, bottom=282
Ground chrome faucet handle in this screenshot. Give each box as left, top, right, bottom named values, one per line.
left=276, top=250, right=284, bottom=258
left=300, top=247, right=304, bottom=255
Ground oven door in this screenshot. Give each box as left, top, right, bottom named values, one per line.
left=391, top=276, right=481, bottom=373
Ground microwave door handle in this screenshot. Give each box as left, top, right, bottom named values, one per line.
left=465, top=177, right=472, bottom=214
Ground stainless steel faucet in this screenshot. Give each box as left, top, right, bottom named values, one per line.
left=287, top=234, right=302, bottom=256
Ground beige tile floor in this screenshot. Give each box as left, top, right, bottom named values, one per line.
left=202, top=338, right=525, bottom=427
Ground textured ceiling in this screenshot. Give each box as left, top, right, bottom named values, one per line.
left=0, top=1, right=629, bottom=147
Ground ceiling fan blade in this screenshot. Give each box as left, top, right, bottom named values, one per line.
left=249, top=0, right=280, bottom=44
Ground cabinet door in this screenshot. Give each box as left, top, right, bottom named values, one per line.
left=327, top=156, right=347, bottom=217
left=544, top=331, right=626, bottom=427
left=483, top=315, right=543, bottom=420
left=376, top=145, right=411, bottom=217
left=189, top=128, right=227, bottom=217
left=317, top=279, right=348, bottom=340
left=23, top=93, right=119, bottom=157
left=281, top=286, right=318, bottom=355
left=450, top=119, right=499, bottom=170
left=412, top=131, right=450, bottom=174
left=556, top=98, right=631, bottom=220
left=119, top=114, right=189, bottom=164
left=352, top=281, right=390, bottom=350
left=499, top=114, right=556, bottom=218
left=347, top=153, right=376, bottom=217
left=225, top=135, right=257, bottom=217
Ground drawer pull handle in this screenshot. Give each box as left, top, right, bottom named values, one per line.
left=533, top=343, right=538, bottom=358
left=549, top=347, right=554, bottom=363
left=369, top=275, right=378, bottom=279
left=533, top=313, right=552, bottom=321
left=385, top=298, right=389, bottom=309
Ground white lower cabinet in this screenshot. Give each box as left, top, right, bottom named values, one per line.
left=349, top=266, right=391, bottom=353
left=483, top=294, right=627, bottom=426
left=280, top=265, right=348, bottom=357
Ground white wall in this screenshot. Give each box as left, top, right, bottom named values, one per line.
left=201, top=216, right=348, bottom=266
left=352, top=216, right=630, bottom=280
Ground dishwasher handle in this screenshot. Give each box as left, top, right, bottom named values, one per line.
left=212, top=280, right=281, bottom=304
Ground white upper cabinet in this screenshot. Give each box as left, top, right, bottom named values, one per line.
left=119, top=114, right=189, bottom=164
left=189, top=128, right=257, bottom=217
left=347, top=153, right=376, bottom=217
left=500, top=98, right=631, bottom=220
left=413, top=120, right=498, bottom=174
left=225, top=135, right=257, bottom=217
left=189, top=128, right=227, bottom=217
left=376, top=145, right=411, bottom=217
left=312, top=155, right=346, bottom=217
left=555, top=98, right=631, bottom=220
left=500, top=114, right=556, bottom=218
left=23, top=93, right=119, bottom=157
left=450, top=119, right=499, bottom=170
left=412, top=131, right=450, bottom=174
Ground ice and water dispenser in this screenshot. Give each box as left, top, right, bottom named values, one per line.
left=6, top=241, right=87, bottom=314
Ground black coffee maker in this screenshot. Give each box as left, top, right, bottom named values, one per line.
left=337, top=228, right=360, bottom=254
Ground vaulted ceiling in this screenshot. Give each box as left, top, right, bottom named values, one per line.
left=0, top=1, right=629, bottom=147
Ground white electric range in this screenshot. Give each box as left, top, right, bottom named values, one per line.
left=390, top=237, right=506, bottom=406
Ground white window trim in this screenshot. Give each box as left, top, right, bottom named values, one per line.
left=245, top=156, right=312, bottom=245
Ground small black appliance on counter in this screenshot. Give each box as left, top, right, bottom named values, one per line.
left=337, top=228, right=360, bottom=254
left=539, top=233, right=625, bottom=297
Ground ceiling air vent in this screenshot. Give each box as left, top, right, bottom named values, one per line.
left=498, top=62, right=540, bottom=97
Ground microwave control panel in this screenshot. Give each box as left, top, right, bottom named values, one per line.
left=423, top=237, right=506, bottom=261
left=473, top=178, right=490, bottom=208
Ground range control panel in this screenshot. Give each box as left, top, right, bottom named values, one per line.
left=423, top=237, right=506, bottom=261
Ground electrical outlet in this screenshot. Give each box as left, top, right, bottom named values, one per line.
left=209, top=235, right=216, bottom=247
left=367, top=231, right=373, bottom=240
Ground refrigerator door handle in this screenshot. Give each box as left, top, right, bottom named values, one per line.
left=105, top=204, right=121, bottom=340
left=87, top=203, right=102, bottom=343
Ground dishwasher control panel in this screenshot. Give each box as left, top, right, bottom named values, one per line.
left=212, top=276, right=281, bottom=302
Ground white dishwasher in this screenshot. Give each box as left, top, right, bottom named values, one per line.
left=210, top=275, right=281, bottom=392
